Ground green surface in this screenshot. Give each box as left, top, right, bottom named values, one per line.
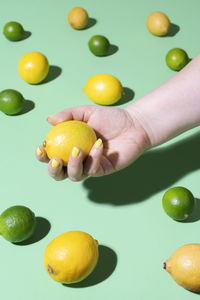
left=0, top=0, right=200, bottom=299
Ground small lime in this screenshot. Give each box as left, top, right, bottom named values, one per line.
left=0, top=205, right=36, bottom=243
left=162, top=186, right=195, bottom=221
left=166, top=48, right=189, bottom=71
left=0, top=89, right=25, bottom=115
left=3, top=21, right=24, bottom=41
left=88, top=35, right=110, bottom=56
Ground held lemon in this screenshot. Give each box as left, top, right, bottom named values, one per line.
left=18, top=51, right=49, bottom=84
left=83, top=74, right=123, bottom=105
left=68, top=7, right=88, bottom=30
left=44, top=231, right=99, bottom=284
left=146, top=11, right=170, bottom=36
left=43, top=120, right=97, bottom=166
left=164, top=244, right=200, bottom=292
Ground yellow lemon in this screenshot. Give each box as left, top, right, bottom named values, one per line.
left=146, top=11, right=170, bottom=36
left=44, top=231, right=99, bottom=284
left=18, top=51, right=49, bottom=84
left=164, top=244, right=200, bottom=292
left=68, top=7, right=88, bottom=30
left=43, top=120, right=97, bottom=166
left=83, top=74, right=123, bottom=105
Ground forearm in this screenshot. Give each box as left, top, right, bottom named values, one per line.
left=126, top=54, right=200, bottom=147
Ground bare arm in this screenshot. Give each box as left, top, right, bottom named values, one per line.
left=126, top=54, right=200, bottom=147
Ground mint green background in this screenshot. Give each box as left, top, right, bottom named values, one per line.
left=0, top=0, right=200, bottom=299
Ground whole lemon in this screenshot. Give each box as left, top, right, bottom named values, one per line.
left=44, top=231, right=99, bottom=284
left=43, top=120, right=97, bottom=166
left=83, top=74, right=123, bottom=105
left=68, top=7, right=88, bottom=30
left=164, top=244, right=200, bottom=292
left=18, top=51, right=49, bottom=84
left=146, top=11, right=170, bottom=36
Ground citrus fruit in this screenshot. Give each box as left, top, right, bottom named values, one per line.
left=3, top=21, right=24, bottom=41
left=146, top=11, right=170, bottom=36
left=44, top=231, right=99, bottom=284
left=18, top=51, right=49, bottom=84
left=164, top=244, right=200, bottom=292
left=88, top=35, right=110, bottom=56
left=162, top=186, right=195, bottom=221
left=0, top=205, right=36, bottom=243
left=166, top=48, right=189, bottom=71
left=68, top=7, right=88, bottom=30
left=0, top=89, right=25, bottom=115
left=43, top=120, right=97, bottom=166
left=83, top=74, right=123, bottom=105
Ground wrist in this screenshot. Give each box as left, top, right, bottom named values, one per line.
left=125, top=104, right=156, bottom=149
left=124, top=105, right=153, bottom=151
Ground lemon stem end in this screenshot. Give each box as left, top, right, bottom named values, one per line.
left=163, top=262, right=166, bottom=270
left=48, top=264, right=55, bottom=276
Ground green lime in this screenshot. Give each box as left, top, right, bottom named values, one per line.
left=162, top=186, right=195, bottom=221
left=3, top=21, right=24, bottom=41
left=0, top=205, right=36, bottom=243
left=88, top=35, right=110, bottom=56
left=166, top=48, right=189, bottom=71
left=0, top=89, right=25, bottom=115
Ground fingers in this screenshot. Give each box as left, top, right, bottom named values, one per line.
left=84, top=139, right=104, bottom=176
left=36, top=140, right=104, bottom=181
left=67, top=147, right=85, bottom=181
left=35, top=146, right=49, bottom=163
left=46, top=105, right=96, bottom=126
left=67, top=139, right=103, bottom=180
left=48, top=158, right=67, bottom=181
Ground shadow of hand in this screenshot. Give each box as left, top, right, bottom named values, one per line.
left=83, top=132, right=200, bottom=205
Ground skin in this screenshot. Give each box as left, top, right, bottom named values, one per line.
left=36, top=54, right=200, bottom=181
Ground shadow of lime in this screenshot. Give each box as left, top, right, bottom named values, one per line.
left=8, top=99, right=35, bottom=116
left=21, top=30, right=32, bottom=40
left=181, top=198, right=200, bottom=223
left=9, top=30, right=31, bottom=42
left=63, top=245, right=117, bottom=288
left=96, top=44, right=118, bottom=57
left=14, top=217, right=51, bottom=245
left=19, top=99, right=35, bottom=115
left=107, top=44, right=118, bottom=56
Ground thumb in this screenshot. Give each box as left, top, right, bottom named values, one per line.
left=46, top=105, right=96, bottom=125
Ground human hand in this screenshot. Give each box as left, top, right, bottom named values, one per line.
left=35, top=105, right=150, bottom=181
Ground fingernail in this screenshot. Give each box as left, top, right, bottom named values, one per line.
left=51, top=159, right=60, bottom=168
left=94, top=138, right=102, bottom=149
left=72, top=147, right=80, bottom=158
left=46, top=115, right=55, bottom=121
left=36, top=147, right=42, bottom=156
